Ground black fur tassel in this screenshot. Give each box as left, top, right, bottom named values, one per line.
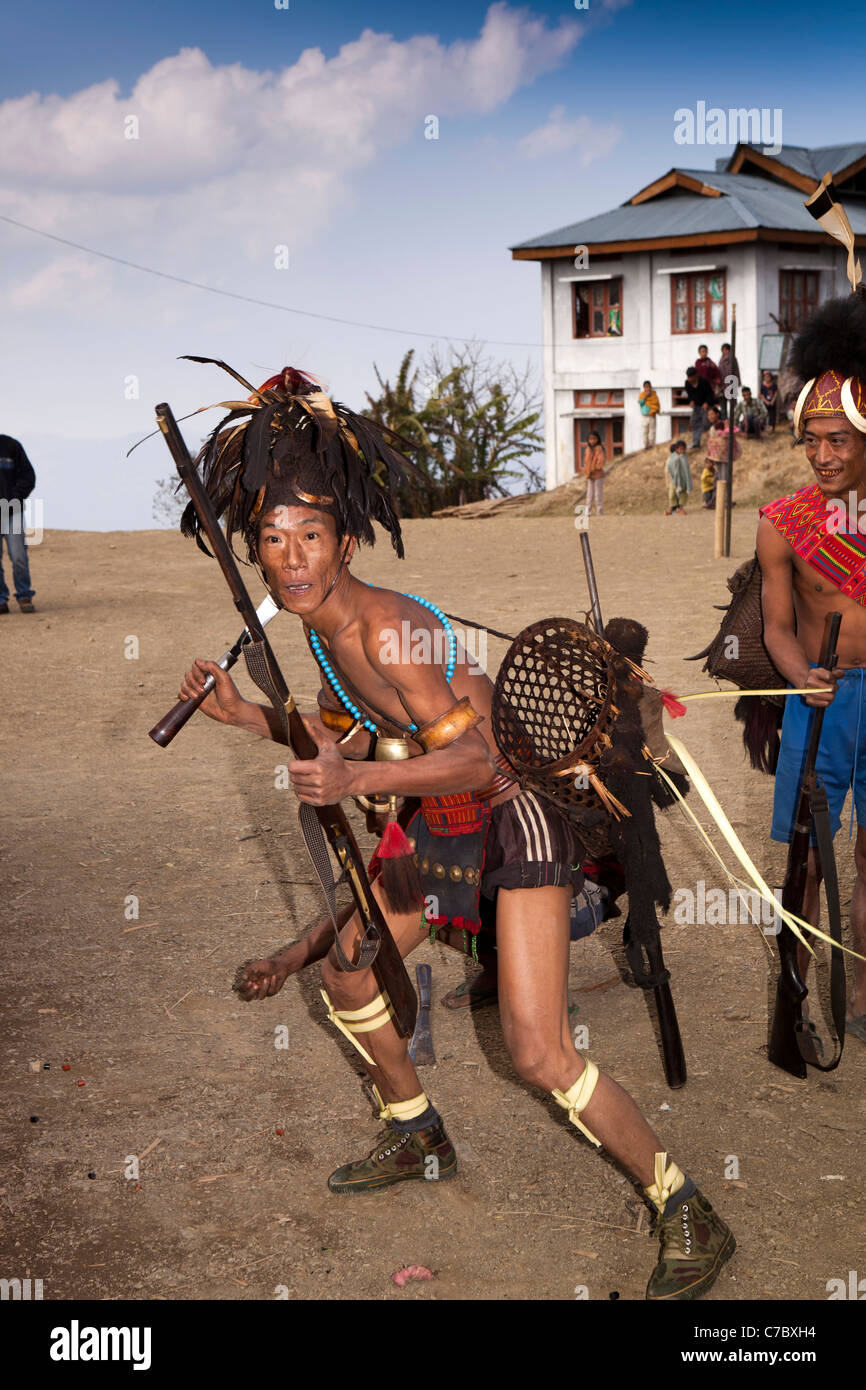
left=790, top=296, right=866, bottom=383
left=735, top=695, right=782, bottom=774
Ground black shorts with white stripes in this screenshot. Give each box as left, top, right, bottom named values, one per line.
left=481, top=790, right=586, bottom=897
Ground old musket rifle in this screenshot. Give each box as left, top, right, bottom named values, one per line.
left=576, top=507, right=687, bottom=1088
left=768, top=610, right=846, bottom=1077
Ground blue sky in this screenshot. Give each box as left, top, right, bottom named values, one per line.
left=1, top=0, right=864, bottom=528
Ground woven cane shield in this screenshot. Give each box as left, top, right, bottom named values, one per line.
left=491, top=618, right=621, bottom=858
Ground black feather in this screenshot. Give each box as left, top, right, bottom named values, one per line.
left=241, top=401, right=279, bottom=494
left=179, top=356, right=261, bottom=397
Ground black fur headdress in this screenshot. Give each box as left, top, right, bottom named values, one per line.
left=790, top=294, right=866, bottom=385
left=178, top=357, right=424, bottom=562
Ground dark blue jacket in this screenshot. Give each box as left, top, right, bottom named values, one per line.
left=0, top=435, right=36, bottom=503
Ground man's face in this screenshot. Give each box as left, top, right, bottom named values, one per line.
left=698, top=347, right=708, bottom=359
left=256, top=505, right=354, bottom=613
left=742, top=390, right=752, bottom=403
left=802, top=416, right=866, bottom=497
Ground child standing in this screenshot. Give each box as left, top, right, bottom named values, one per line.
left=760, top=370, right=778, bottom=432
left=704, top=419, right=741, bottom=510
left=581, top=430, right=606, bottom=515
left=665, top=438, right=691, bottom=514
left=701, top=461, right=716, bottom=509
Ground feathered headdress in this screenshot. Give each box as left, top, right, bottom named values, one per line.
left=791, top=176, right=866, bottom=435
left=177, top=356, right=425, bottom=561
left=790, top=298, right=866, bottom=436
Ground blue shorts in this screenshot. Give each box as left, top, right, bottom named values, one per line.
left=771, top=666, right=866, bottom=843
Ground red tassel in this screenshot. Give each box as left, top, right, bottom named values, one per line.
left=377, top=818, right=414, bottom=859
left=451, top=915, right=481, bottom=935
left=660, top=689, right=687, bottom=718
left=376, top=814, right=424, bottom=915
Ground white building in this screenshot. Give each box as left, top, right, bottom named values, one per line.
left=511, top=141, right=866, bottom=490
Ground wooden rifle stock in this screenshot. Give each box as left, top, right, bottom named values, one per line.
left=768, top=611, right=841, bottom=1077
left=153, top=402, right=417, bottom=1038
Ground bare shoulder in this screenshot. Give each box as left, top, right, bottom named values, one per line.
left=356, top=586, right=417, bottom=653
left=756, top=514, right=792, bottom=570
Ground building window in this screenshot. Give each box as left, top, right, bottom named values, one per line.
left=779, top=271, right=818, bottom=332
left=573, top=279, right=623, bottom=338
left=574, top=417, right=624, bottom=470
left=671, top=271, right=726, bottom=334
left=573, top=389, right=624, bottom=407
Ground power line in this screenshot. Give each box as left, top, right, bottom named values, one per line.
left=0, top=210, right=787, bottom=356
left=0, top=212, right=542, bottom=349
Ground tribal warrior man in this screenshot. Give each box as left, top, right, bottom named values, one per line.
left=176, top=363, right=735, bottom=1300
left=758, top=296, right=866, bottom=1048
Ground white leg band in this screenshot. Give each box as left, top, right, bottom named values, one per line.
left=371, top=1084, right=429, bottom=1123
left=320, top=989, right=395, bottom=1067
left=552, top=1059, right=602, bottom=1147
left=644, top=1151, right=686, bottom=1212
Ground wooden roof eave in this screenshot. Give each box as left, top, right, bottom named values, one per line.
left=510, top=227, right=866, bottom=262
left=724, top=145, right=866, bottom=191
left=629, top=170, right=723, bottom=205
left=726, top=144, right=816, bottom=192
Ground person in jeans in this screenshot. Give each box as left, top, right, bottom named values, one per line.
left=580, top=430, right=606, bottom=514
left=761, top=371, right=779, bottom=432
left=638, top=380, right=660, bottom=449
left=0, top=433, right=36, bottom=614
left=683, top=368, right=715, bottom=450
left=734, top=387, right=769, bottom=438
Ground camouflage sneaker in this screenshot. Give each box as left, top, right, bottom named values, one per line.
left=327, top=1121, right=457, bottom=1194
left=646, top=1189, right=736, bottom=1300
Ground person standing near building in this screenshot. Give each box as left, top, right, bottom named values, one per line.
left=717, top=342, right=741, bottom=421
left=694, top=345, right=721, bottom=393
left=664, top=438, right=691, bottom=514
left=683, top=368, right=715, bottom=450
left=0, top=433, right=36, bottom=614
left=761, top=371, right=779, bottom=433
left=704, top=415, right=741, bottom=506
left=638, top=380, right=660, bottom=449
left=580, top=430, right=606, bottom=515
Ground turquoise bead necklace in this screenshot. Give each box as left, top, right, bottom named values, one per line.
left=308, top=593, right=456, bottom=734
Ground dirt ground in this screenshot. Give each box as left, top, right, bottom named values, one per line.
left=2, top=498, right=865, bottom=1303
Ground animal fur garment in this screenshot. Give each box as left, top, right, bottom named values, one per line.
left=600, top=619, right=686, bottom=986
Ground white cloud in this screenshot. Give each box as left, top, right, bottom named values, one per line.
left=0, top=6, right=592, bottom=501
left=517, top=105, right=621, bottom=163
left=0, top=6, right=580, bottom=195
left=8, top=254, right=103, bottom=307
